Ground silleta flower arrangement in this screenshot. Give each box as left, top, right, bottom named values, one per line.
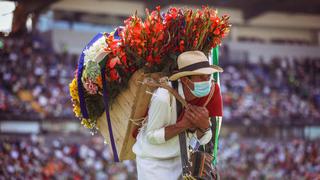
left=69, top=6, right=230, bottom=130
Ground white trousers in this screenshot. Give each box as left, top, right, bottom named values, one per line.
left=136, top=156, right=182, bottom=180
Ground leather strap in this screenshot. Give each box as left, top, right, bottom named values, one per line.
left=203, top=82, right=215, bottom=107
left=172, top=81, right=192, bottom=177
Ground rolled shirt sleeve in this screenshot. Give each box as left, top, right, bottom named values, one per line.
left=146, top=127, right=165, bottom=144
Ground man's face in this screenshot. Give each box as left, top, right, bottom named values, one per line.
left=181, top=74, right=211, bottom=91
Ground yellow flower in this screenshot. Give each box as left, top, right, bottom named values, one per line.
left=69, top=78, right=79, bottom=101
left=73, top=102, right=81, bottom=117
left=69, top=78, right=95, bottom=130
left=81, top=119, right=94, bottom=129
left=69, top=78, right=82, bottom=118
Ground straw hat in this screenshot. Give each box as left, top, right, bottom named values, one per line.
left=169, top=51, right=223, bottom=81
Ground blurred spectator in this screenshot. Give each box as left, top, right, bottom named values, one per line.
left=221, top=58, right=320, bottom=125
left=0, top=135, right=137, bottom=180
left=1, top=134, right=319, bottom=179
left=0, top=34, right=76, bottom=120
left=218, top=133, right=320, bottom=180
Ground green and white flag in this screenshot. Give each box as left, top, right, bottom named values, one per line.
left=211, top=46, right=222, bottom=166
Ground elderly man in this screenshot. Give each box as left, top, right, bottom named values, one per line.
left=133, top=51, right=223, bottom=180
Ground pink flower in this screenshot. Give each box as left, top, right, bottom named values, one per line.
left=83, top=79, right=98, bottom=94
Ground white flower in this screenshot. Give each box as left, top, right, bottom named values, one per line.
left=83, top=37, right=107, bottom=66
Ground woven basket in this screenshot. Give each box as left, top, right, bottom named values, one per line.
left=96, top=70, right=163, bottom=160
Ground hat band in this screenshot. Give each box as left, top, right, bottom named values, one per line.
left=179, top=61, right=210, bottom=72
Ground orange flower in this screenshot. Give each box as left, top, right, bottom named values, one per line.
left=96, top=75, right=103, bottom=89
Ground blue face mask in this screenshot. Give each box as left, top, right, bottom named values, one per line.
left=188, top=80, right=212, bottom=97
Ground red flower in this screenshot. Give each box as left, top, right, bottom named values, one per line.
left=155, top=22, right=164, bottom=32
left=133, top=24, right=142, bottom=35
left=213, top=37, right=221, bottom=47
left=137, top=48, right=142, bottom=55
left=193, top=40, right=198, bottom=48
left=110, top=69, right=119, bottom=81
left=170, top=7, right=178, bottom=18
left=156, top=6, right=160, bottom=12
left=121, top=55, right=127, bottom=66
left=108, top=57, right=121, bottom=69
left=196, top=10, right=203, bottom=17
left=179, top=40, right=185, bottom=52
left=154, top=56, right=161, bottom=64
left=151, top=37, right=157, bottom=44
left=165, top=7, right=178, bottom=21
left=145, top=24, right=151, bottom=34
left=146, top=55, right=152, bottom=63
left=214, top=17, right=220, bottom=25
left=214, top=28, right=220, bottom=35
left=158, top=34, right=164, bottom=41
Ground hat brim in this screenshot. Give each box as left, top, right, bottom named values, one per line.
left=169, top=65, right=223, bottom=81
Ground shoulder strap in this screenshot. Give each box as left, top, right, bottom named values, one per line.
left=200, top=82, right=216, bottom=154
left=202, top=82, right=215, bottom=107
left=172, top=81, right=192, bottom=177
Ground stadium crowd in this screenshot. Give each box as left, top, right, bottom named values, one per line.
left=0, top=135, right=136, bottom=180
left=0, top=35, right=76, bottom=120
left=1, top=134, right=319, bottom=180
left=221, top=57, right=320, bottom=125
left=219, top=133, right=320, bottom=180
left=0, top=35, right=319, bottom=125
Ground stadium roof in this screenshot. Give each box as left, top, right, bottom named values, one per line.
left=51, top=0, right=145, bottom=17
left=49, top=0, right=320, bottom=20
left=6, top=0, right=320, bottom=34
left=146, top=0, right=320, bottom=20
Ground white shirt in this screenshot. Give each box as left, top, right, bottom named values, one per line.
left=132, top=82, right=212, bottom=159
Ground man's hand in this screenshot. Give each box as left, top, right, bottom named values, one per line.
left=164, top=108, right=194, bottom=141
left=179, top=109, right=194, bottom=129
left=164, top=105, right=209, bottom=141
left=186, top=105, right=210, bottom=130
